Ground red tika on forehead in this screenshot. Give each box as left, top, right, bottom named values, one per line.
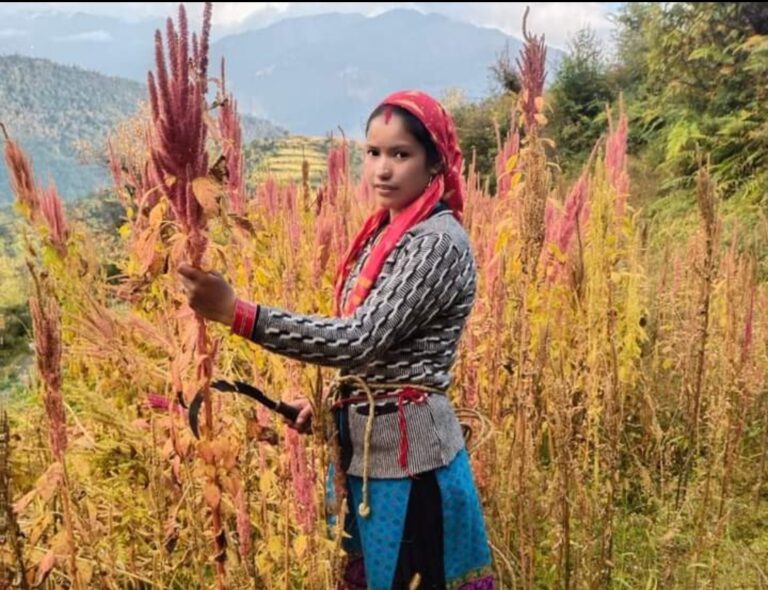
left=383, top=105, right=394, bottom=124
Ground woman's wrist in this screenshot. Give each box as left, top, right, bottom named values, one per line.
left=230, top=298, right=259, bottom=338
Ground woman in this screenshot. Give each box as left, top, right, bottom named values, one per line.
left=180, top=90, right=494, bottom=590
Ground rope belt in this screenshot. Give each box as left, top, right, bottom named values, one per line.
left=327, top=375, right=445, bottom=519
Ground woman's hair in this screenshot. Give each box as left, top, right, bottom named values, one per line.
left=366, top=104, right=443, bottom=173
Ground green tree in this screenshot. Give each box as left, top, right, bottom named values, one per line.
left=444, top=44, right=519, bottom=192
left=548, top=27, right=615, bottom=170
left=448, top=92, right=515, bottom=191
left=614, top=2, right=768, bottom=200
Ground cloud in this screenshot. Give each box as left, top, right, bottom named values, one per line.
left=55, top=30, right=113, bottom=42
left=0, top=2, right=177, bottom=22
left=0, top=28, right=28, bottom=38
left=213, top=3, right=291, bottom=27
left=213, top=2, right=619, bottom=50
left=410, top=3, right=616, bottom=50
left=0, top=2, right=620, bottom=49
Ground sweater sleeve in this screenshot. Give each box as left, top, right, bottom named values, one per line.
left=246, top=232, right=472, bottom=368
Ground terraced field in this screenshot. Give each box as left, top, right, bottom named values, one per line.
left=244, top=135, right=362, bottom=187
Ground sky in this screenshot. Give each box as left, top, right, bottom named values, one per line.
left=0, top=2, right=622, bottom=50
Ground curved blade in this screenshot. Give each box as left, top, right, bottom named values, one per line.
left=187, top=380, right=302, bottom=440
left=188, top=390, right=205, bottom=439
left=211, top=380, right=238, bottom=394
left=214, top=380, right=300, bottom=423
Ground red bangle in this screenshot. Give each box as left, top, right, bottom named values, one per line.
left=230, top=299, right=258, bottom=338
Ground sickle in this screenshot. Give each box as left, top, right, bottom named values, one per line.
left=189, top=380, right=303, bottom=439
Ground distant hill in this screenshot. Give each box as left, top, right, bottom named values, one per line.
left=0, top=10, right=164, bottom=81
left=211, top=9, right=563, bottom=136
left=0, top=55, right=144, bottom=203
left=0, top=8, right=562, bottom=139
left=0, top=55, right=286, bottom=203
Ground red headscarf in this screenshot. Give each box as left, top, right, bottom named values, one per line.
left=333, top=90, right=465, bottom=317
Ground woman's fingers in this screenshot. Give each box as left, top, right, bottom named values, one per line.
left=281, top=399, right=313, bottom=434
left=295, top=403, right=313, bottom=433
left=179, top=265, right=221, bottom=285
left=178, top=264, right=201, bottom=281
left=178, top=265, right=203, bottom=297
left=296, top=404, right=312, bottom=425
left=176, top=267, right=235, bottom=325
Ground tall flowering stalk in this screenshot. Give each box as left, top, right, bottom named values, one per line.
left=313, top=215, right=334, bottom=287
left=105, top=113, right=175, bottom=282
left=542, top=167, right=590, bottom=285
left=29, top=294, right=66, bottom=460
left=148, top=3, right=211, bottom=265
left=286, top=427, right=317, bottom=533
left=147, top=3, right=229, bottom=586
left=107, top=111, right=162, bottom=221
left=320, top=138, right=353, bottom=259
left=2, top=119, right=83, bottom=585
left=28, top=285, right=81, bottom=589
left=260, top=176, right=279, bottom=217
left=38, top=184, right=69, bottom=258
left=503, top=17, right=551, bottom=587
left=147, top=2, right=214, bottom=425
left=216, top=58, right=246, bottom=215
left=677, top=158, right=719, bottom=505
left=605, top=102, right=629, bottom=219
left=2, top=123, right=39, bottom=222
left=579, top=101, right=643, bottom=586
left=3, top=124, right=69, bottom=258
left=516, top=7, right=549, bottom=277
left=494, top=110, right=521, bottom=200
left=516, top=7, right=547, bottom=136
left=302, top=156, right=311, bottom=212
left=326, top=137, right=348, bottom=208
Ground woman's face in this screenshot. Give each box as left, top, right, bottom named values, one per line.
left=364, top=112, right=434, bottom=218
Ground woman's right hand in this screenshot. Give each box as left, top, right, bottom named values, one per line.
left=283, top=397, right=313, bottom=434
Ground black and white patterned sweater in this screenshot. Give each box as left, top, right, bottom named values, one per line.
left=249, top=209, right=477, bottom=477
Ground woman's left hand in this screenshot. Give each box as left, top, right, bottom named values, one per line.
left=178, top=264, right=236, bottom=326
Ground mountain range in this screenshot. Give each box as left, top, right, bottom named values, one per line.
left=1, top=8, right=563, bottom=135
left=0, top=8, right=563, bottom=201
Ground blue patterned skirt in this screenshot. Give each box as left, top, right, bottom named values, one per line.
left=328, top=448, right=495, bottom=590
